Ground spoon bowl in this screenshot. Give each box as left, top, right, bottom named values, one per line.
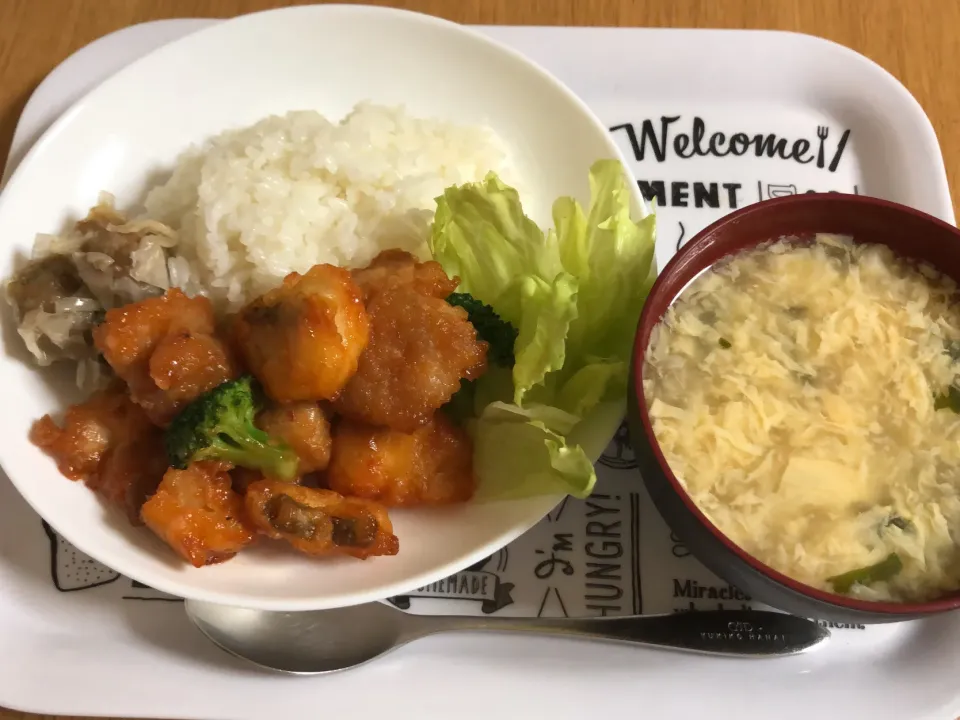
left=187, top=602, right=408, bottom=674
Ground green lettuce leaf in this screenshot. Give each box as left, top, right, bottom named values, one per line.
left=431, top=159, right=656, bottom=501
left=556, top=358, right=627, bottom=418
left=471, top=402, right=596, bottom=501
left=510, top=274, right=579, bottom=401
left=432, top=175, right=577, bottom=404
left=431, top=172, right=565, bottom=319
left=553, top=159, right=657, bottom=401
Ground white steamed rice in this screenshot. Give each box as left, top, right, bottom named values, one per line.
left=142, top=102, right=514, bottom=309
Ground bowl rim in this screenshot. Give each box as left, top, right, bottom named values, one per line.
left=631, top=192, right=960, bottom=616
left=0, top=3, right=637, bottom=610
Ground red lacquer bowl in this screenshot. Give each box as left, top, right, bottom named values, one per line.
left=628, top=193, right=960, bottom=623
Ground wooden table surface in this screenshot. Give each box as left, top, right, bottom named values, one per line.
left=0, top=0, right=957, bottom=718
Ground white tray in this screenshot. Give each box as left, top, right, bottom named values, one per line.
left=1, top=19, right=957, bottom=720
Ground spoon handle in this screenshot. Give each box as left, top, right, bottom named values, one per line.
left=410, top=610, right=828, bottom=657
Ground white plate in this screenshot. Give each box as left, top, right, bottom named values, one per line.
left=2, top=19, right=959, bottom=720
left=0, top=5, right=638, bottom=610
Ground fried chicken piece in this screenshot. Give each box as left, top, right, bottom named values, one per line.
left=244, top=480, right=399, bottom=559
left=256, top=401, right=333, bottom=474
left=327, top=414, right=476, bottom=506
left=92, top=288, right=239, bottom=426
left=334, top=285, right=487, bottom=431
left=230, top=467, right=269, bottom=495
left=141, top=461, right=255, bottom=567
left=29, top=388, right=132, bottom=481
left=229, top=467, right=322, bottom=496
left=30, top=384, right=167, bottom=524
left=88, top=429, right=170, bottom=525
left=232, top=264, right=370, bottom=403
left=149, top=331, right=238, bottom=402
left=351, top=249, right=458, bottom=301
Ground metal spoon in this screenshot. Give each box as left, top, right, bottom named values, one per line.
left=185, top=599, right=829, bottom=674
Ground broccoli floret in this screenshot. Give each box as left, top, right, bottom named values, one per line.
left=165, top=375, right=298, bottom=481
left=444, top=379, right=477, bottom=424
left=447, top=292, right=518, bottom=366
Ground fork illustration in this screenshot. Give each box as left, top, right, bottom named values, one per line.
left=816, top=125, right=829, bottom=168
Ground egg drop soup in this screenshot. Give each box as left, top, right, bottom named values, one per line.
left=643, top=234, right=960, bottom=602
